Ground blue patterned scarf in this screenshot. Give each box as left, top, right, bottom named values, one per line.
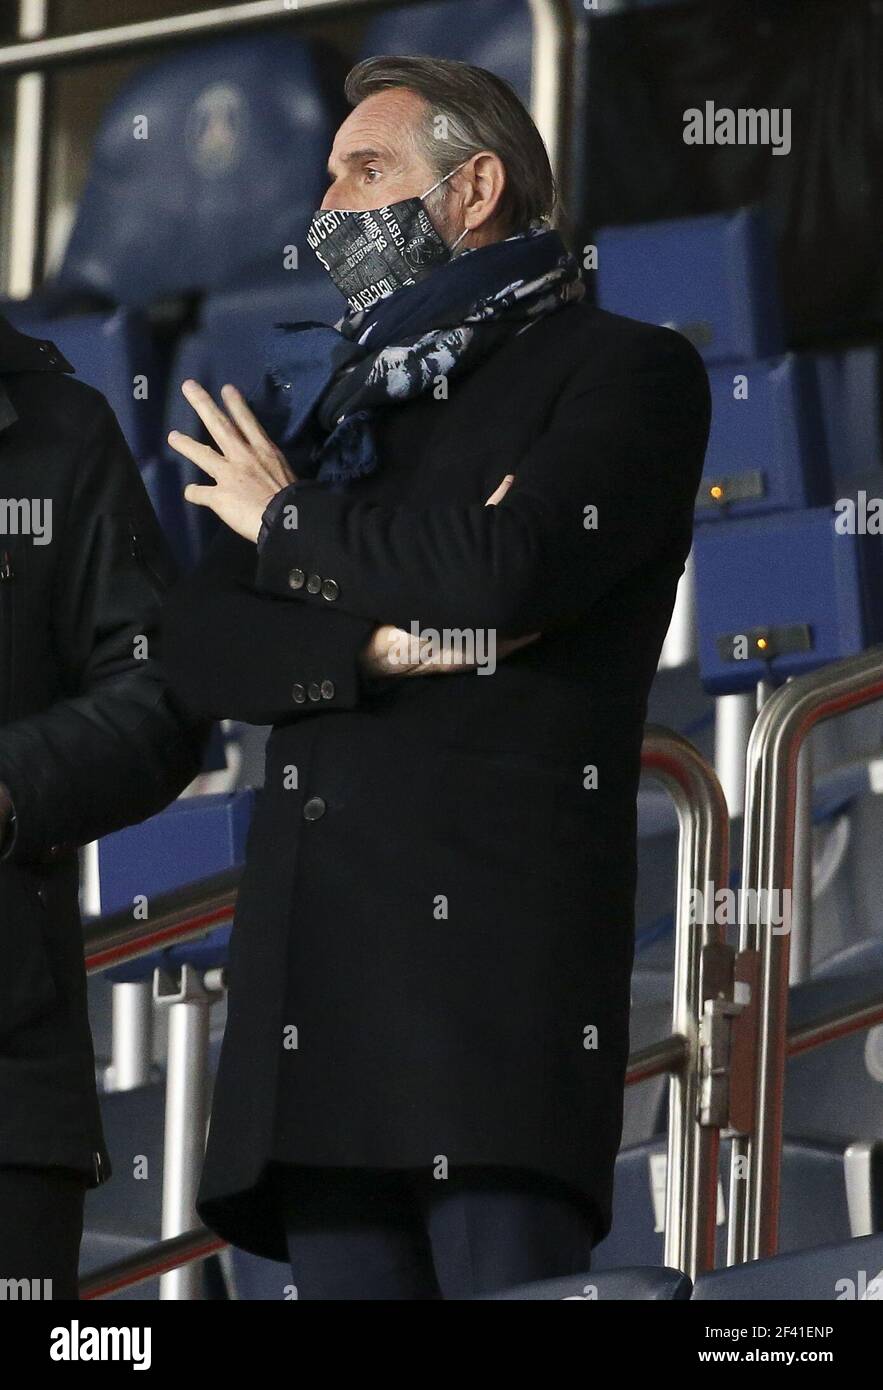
left=247, top=227, right=585, bottom=489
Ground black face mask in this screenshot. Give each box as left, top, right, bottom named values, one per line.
left=307, top=163, right=470, bottom=313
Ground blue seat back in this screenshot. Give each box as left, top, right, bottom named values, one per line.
left=696, top=355, right=830, bottom=519
left=59, top=34, right=346, bottom=305
left=693, top=509, right=883, bottom=694
left=98, top=790, right=253, bottom=982
left=691, top=1232, right=883, bottom=1300
left=596, top=209, right=784, bottom=363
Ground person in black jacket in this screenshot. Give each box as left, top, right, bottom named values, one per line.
left=0, top=316, right=208, bottom=1298
left=161, top=57, right=711, bottom=1299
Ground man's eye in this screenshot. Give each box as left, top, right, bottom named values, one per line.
left=364, top=168, right=381, bottom=182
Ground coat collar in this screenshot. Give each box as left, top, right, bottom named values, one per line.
left=0, top=312, right=74, bottom=436
left=0, top=312, right=74, bottom=375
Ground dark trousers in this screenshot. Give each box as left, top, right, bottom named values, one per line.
left=0, top=1164, right=87, bottom=1300
left=271, top=1163, right=597, bottom=1300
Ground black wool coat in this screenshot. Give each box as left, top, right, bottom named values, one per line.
left=0, top=316, right=207, bottom=1185
left=161, top=300, right=711, bottom=1263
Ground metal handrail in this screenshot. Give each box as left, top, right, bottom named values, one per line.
left=79, top=1228, right=226, bottom=1301
left=1, top=0, right=575, bottom=296
left=728, top=642, right=883, bottom=1265
left=641, top=725, right=729, bottom=1278
left=83, top=865, right=239, bottom=975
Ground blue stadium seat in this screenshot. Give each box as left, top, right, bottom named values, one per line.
left=58, top=33, right=347, bottom=306
left=693, top=508, right=883, bottom=694
left=96, top=790, right=253, bottom=983
left=359, top=0, right=534, bottom=104
left=596, top=209, right=785, bottom=362
left=696, top=355, right=831, bottom=519
left=592, top=1135, right=883, bottom=1270
left=691, top=1232, right=883, bottom=1300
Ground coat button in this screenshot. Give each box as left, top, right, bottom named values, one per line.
left=306, top=573, right=322, bottom=594
left=320, top=679, right=335, bottom=699
left=303, top=796, right=326, bottom=820
left=292, top=683, right=306, bottom=703
left=307, top=682, right=321, bottom=701
left=288, top=568, right=305, bottom=590
left=320, top=578, right=339, bottom=601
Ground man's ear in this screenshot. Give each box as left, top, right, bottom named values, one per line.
left=460, top=151, right=508, bottom=235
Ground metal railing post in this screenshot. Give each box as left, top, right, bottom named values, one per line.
left=156, top=966, right=221, bottom=1300
left=641, top=726, right=729, bottom=1279
left=729, top=643, right=883, bottom=1264
left=7, top=0, right=49, bottom=295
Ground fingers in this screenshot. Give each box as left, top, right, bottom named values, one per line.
left=180, top=379, right=246, bottom=455
left=220, top=383, right=278, bottom=453
left=485, top=474, right=514, bottom=505
left=183, top=482, right=217, bottom=506
left=168, top=430, right=224, bottom=478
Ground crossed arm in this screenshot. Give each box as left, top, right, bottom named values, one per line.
left=167, top=381, right=540, bottom=685
left=164, top=333, right=708, bottom=707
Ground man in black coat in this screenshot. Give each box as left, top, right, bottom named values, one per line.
left=161, top=56, right=711, bottom=1299
left=0, top=316, right=208, bottom=1297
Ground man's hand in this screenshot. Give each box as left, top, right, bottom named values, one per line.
left=359, top=474, right=542, bottom=678
left=168, top=380, right=296, bottom=543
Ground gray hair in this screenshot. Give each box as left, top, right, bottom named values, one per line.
left=344, top=55, right=557, bottom=233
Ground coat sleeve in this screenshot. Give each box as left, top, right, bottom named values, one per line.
left=159, top=521, right=380, bottom=726
left=252, top=327, right=711, bottom=638
left=0, top=393, right=210, bottom=863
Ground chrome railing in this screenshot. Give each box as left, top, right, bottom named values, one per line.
left=728, top=643, right=883, bottom=1264
left=640, top=726, right=729, bottom=1278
